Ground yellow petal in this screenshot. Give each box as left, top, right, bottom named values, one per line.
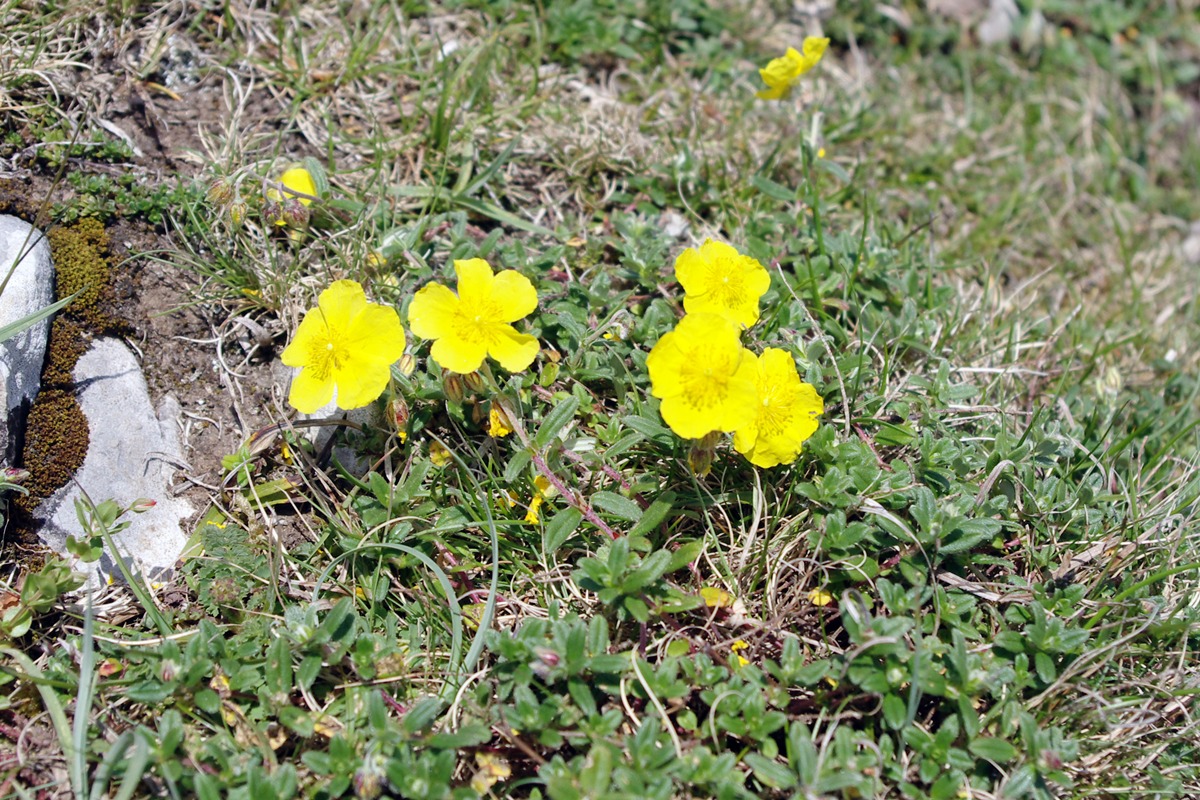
left=317, top=280, right=368, bottom=335
left=700, top=587, right=733, bottom=608
left=345, top=302, right=406, bottom=364
left=289, top=367, right=335, bottom=414
left=454, top=258, right=495, bottom=308
left=431, top=334, right=488, bottom=374
left=280, top=308, right=330, bottom=367
left=808, top=588, right=834, bottom=607
left=487, top=325, right=539, bottom=373
left=331, top=356, right=391, bottom=410
left=672, top=246, right=707, bottom=295
left=408, top=282, right=461, bottom=340
left=491, top=269, right=538, bottom=322
left=279, top=167, right=316, bottom=205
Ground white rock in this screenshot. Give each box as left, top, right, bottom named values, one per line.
left=0, top=215, right=54, bottom=463
left=1182, top=220, right=1200, bottom=266
left=978, top=0, right=1019, bottom=45
left=33, top=338, right=192, bottom=584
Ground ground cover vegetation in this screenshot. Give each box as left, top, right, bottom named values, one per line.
left=2, top=0, right=1199, bottom=797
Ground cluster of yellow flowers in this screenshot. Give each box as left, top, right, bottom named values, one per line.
left=647, top=240, right=823, bottom=469
left=282, top=259, right=538, bottom=414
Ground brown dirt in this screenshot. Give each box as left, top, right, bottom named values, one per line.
left=0, top=71, right=287, bottom=563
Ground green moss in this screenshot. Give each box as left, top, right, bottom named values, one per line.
left=15, top=390, right=89, bottom=514
left=42, top=317, right=87, bottom=387
left=46, top=217, right=114, bottom=330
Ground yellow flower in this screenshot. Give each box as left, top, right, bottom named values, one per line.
left=488, top=405, right=512, bottom=438
left=429, top=441, right=451, bottom=467
left=730, top=639, right=750, bottom=668
left=808, top=587, right=834, bottom=607
left=646, top=313, right=758, bottom=440
left=674, top=240, right=771, bottom=328
left=524, top=475, right=555, bottom=524
left=524, top=494, right=544, bottom=525
left=407, top=258, right=539, bottom=374
left=280, top=280, right=405, bottom=413
left=733, top=348, right=823, bottom=468
left=700, top=586, right=733, bottom=608
left=268, top=167, right=317, bottom=206
left=756, top=37, right=830, bottom=101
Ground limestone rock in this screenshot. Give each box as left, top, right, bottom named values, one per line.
left=0, top=216, right=54, bottom=463
left=33, top=338, right=192, bottom=584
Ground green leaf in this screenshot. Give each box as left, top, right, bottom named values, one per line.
left=279, top=706, right=313, bottom=736
left=534, top=397, right=579, bottom=448
left=629, top=492, right=677, bottom=538
left=402, top=696, right=443, bottom=734
left=427, top=723, right=490, bottom=749
left=882, top=693, right=908, bottom=730
left=744, top=752, right=798, bottom=789
left=591, top=491, right=641, bottom=522
left=1034, top=651, right=1057, bottom=683
left=968, top=736, right=1018, bottom=763
left=193, top=688, right=221, bottom=714
left=666, top=539, right=703, bottom=573
left=750, top=174, right=798, bottom=203
left=544, top=507, right=584, bottom=552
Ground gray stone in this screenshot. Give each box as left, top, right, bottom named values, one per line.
left=0, top=215, right=54, bottom=464
left=978, top=0, right=1019, bottom=45
left=1182, top=220, right=1200, bottom=267
left=33, top=338, right=192, bottom=585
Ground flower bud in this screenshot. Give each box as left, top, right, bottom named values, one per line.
left=228, top=199, right=247, bottom=226
left=130, top=498, right=157, bottom=513
left=206, top=178, right=234, bottom=206
left=388, top=397, right=410, bottom=437
left=443, top=372, right=465, bottom=405
left=398, top=353, right=416, bottom=376
left=281, top=198, right=311, bottom=228
left=1, top=467, right=30, bottom=485
left=463, top=371, right=485, bottom=393
left=263, top=198, right=285, bottom=227
left=687, top=431, right=722, bottom=478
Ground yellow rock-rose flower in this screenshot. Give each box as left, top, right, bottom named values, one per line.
left=407, top=258, right=539, bottom=374
left=268, top=166, right=317, bottom=205
left=756, top=37, right=829, bottom=101
left=281, top=280, right=406, bottom=413
left=733, top=348, right=823, bottom=468
left=674, top=239, right=771, bottom=328
left=647, top=313, right=758, bottom=440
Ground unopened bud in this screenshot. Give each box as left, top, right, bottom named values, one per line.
left=263, top=199, right=285, bottom=227
left=398, top=353, right=416, bottom=376
left=130, top=498, right=157, bottom=513
left=463, top=371, right=485, bottom=393
left=443, top=372, right=465, bottom=405
left=228, top=199, right=247, bottom=226
left=160, top=660, right=178, bottom=683
left=2, top=467, right=30, bottom=485
left=687, top=431, right=722, bottom=478
left=388, top=397, right=410, bottom=436
left=206, top=178, right=234, bottom=206
left=281, top=198, right=310, bottom=228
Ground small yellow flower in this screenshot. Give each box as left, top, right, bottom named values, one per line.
left=808, top=587, right=834, bottom=607
left=700, top=586, right=733, bottom=608
left=733, top=348, right=823, bottom=468
left=429, top=441, right=452, bottom=467
left=674, top=240, right=771, bottom=328
left=488, top=405, right=512, bottom=438
left=756, top=37, right=830, bottom=101
left=524, top=494, right=544, bottom=525
left=646, top=313, right=758, bottom=440
left=268, top=166, right=317, bottom=206
left=407, top=258, right=539, bottom=374
left=533, top=475, right=554, bottom=498
left=817, top=147, right=827, bottom=159
left=730, top=639, right=750, bottom=668
left=470, top=752, right=512, bottom=794
left=280, top=280, right=406, bottom=414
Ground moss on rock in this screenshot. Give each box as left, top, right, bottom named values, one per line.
left=14, top=390, right=89, bottom=515
left=46, top=217, right=116, bottom=331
